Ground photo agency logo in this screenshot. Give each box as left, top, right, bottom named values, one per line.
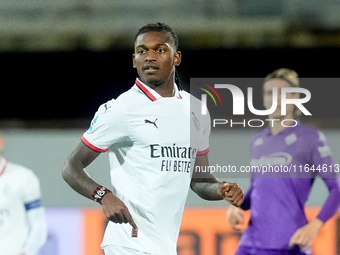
left=192, top=79, right=312, bottom=128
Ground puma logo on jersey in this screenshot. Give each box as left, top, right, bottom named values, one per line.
left=104, top=104, right=112, bottom=112
left=145, top=119, right=158, bottom=128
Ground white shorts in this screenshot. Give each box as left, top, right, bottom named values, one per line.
left=103, top=245, right=158, bottom=255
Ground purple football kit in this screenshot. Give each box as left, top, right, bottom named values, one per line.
left=237, top=123, right=340, bottom=255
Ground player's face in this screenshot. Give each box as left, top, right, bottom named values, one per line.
left=133, top=31, right=181, bottom=88
left=263, top=79, right=299, bottom=119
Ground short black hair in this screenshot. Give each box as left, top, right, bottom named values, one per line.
left=134, top=22, right=179, bottom=51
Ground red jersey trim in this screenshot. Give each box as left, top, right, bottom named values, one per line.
left=135, top=79, right=157, bottom=102
left=0, top=160, right=7, bottom=176
left=81, top=136, right=108, bottom=153
left=197, top=147, right=210, bottom=156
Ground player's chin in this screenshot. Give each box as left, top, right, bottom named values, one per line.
left=268, top=113, right=281, bottom=120
left=143, top=75, right=163, bottom=87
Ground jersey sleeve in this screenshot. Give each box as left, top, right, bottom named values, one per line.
left=21, top=169, right=43, bottom=211
left=309, top=130, right=340, bottom=222
left=308, top=130, right=337, bottom=179
left=21, top=207, right=47, bottom=255
left=240, top=181, right=252, bottom=211
left=82, top=99, right=129, bottom=152
left=196, top=110, right=211, bottom=155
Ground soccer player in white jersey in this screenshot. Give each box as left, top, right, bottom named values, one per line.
left=0, top=133, right=47, bottom=255
left=62, top=22, right=244, bottom=255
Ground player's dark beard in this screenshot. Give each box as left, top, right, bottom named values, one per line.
left=144, top=77, right=163, bottom=87
left=139, top=68, right=175, bottom=88
left=140, top=75, right=168, bottom=88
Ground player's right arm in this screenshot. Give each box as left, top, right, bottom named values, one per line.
left=62, top=141, right=101, bottom=198
left=227, top=206, right=245, bottom=231
left=62, top=141, right=137, bottom=229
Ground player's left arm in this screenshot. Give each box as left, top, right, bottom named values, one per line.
left=21, top=172, right=48, bottom=255
left=291, top=176, right=340, bottom=251
left=190, top=153, right=244, bottom=207
left=290, top=131, right=340, bottom=250
left=21, top=206, right=47, bottom=255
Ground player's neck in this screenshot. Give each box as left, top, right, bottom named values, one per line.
left=152, top=81, right=175, bottom=97
left=142, top=74, right=176, bottom=98
left=270, top=123, right=286, bottom=136
left=269, top=116, right=295, bottom=135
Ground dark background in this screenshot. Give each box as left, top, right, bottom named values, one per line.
left=1, top=47, right=339, bottom=124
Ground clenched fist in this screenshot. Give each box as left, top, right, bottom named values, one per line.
left=217, top=182, right=244, bottom=207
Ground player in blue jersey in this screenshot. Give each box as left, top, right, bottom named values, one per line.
left=227, top=68, right=340, bottom=255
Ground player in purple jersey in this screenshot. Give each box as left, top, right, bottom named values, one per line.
left=227, top=68, right=340, bottom=255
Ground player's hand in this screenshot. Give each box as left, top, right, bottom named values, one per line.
left=217, top=182, right=244, bottom=207
left=227, top=206, right=245, bottom=231
left=289, top=218, right=323, bottom=251
left=101, top=193, right=138, bottom=230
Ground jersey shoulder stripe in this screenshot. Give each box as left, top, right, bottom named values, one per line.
left=81, top=136, right=108, bottom=152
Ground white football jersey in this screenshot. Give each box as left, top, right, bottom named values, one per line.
left=0, top=158, right=43, bottom=255
left=82, top=78, right=210, bottom=254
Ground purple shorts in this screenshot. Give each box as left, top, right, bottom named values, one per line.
left=235, top=246, right=309, bottom=255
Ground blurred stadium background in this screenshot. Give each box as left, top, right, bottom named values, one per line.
left=1, top=1, right=340, bottom=254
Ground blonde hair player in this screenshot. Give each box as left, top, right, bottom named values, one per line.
left=227, top=68, right=340, bottom=255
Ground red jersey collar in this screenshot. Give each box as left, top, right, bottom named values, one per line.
left=135, top=78, right=182, bottom=102
left=0, top=157, right=7, bottom=177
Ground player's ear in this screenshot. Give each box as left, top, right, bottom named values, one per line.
left=173, top=51, right=181, bottom=67
left=132, top=54, right=136, bottom=68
